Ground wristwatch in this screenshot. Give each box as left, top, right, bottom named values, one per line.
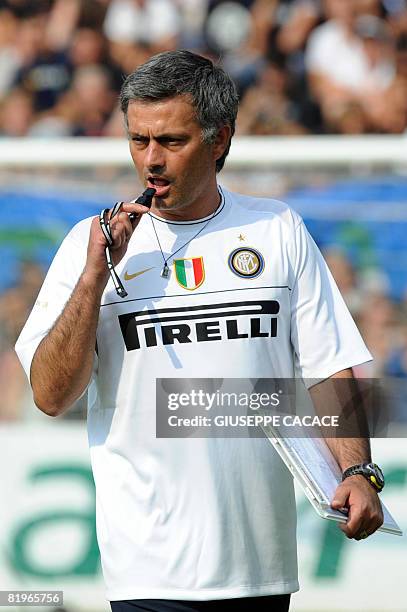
left=342, top=462, right=385, bottom=492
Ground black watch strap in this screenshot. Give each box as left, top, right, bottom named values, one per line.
left=342, top=462, right=384, bottom=492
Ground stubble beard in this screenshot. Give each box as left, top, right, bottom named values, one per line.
left=152, top=185, right=194, bottom=215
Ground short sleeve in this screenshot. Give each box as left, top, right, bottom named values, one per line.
left=15, top=222, right=89, bottom=382
left=289, top=220, right=372, bottom=381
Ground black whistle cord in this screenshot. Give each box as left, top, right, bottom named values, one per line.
left=98, top=188, right=156, bottom=298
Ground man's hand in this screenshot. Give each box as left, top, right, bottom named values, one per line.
left=331, top=475, right=384, bottom=540
left=85, top=201, right=151, bottom=283
left=30, top=200, right=150, bottom=416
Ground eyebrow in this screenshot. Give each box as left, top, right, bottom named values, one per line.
left=130, top=131, right=189, bottom=140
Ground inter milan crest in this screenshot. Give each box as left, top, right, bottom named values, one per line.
left=228, top=247, right=264, bottom=279
left=174, top=257, right=205, bottom=290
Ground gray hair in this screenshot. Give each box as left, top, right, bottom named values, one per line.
left=120, top=50, right=239, bottom=172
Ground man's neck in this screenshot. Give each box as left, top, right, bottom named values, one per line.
left=150, top=185, right=221, bottom=222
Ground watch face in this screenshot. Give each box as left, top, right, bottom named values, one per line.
left=369, top=463, right=385, bottom=486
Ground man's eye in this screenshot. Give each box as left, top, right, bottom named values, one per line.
left=132, top=137, right=147, bottom=144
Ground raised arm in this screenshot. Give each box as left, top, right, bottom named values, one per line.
left=30, top=202, right=149, bottom=417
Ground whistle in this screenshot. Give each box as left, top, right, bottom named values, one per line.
left=129, top=187, right=156, bottom=220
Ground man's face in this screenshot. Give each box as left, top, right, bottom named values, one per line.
left=127, top=96, right=226, bottom=220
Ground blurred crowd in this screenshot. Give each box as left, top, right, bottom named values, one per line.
left=0, top=0, right=406, bottom=137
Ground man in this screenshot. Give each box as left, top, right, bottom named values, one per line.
left=15, top=50, right=383, bottom=611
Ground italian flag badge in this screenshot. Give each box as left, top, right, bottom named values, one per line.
left=174, top=257, right=205, bottom=290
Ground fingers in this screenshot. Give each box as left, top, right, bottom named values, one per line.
left=86, top=199, right=150, bottom=285
left=337, top=496, right=383, bottom=541
left=109, top=211, right=133, bottom=250
left=120, top=202, right=151, bottom=228
left=332, top=477, right=384, bottom=541
left=331, top=482, right=349, bottom=511
left=354, top=529, right=370, bottom=541
left=108, top=203, right=150, bottom=248
left=342, top=507, right=383, bottom=541
left=339, top=504, right=365, bottom=539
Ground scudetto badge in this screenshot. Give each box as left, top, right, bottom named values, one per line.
left=228, top=247, right=264, bottom=278
left=174, top=257, right=205, bottom=290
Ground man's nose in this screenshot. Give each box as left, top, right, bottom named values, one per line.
left=145, top=141, right=165, bottom=170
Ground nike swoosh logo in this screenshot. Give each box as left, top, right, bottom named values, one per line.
left=124, top=267, right=154, bottom=281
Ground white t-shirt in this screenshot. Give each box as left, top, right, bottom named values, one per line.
left=15, top=187, right=371, bottom=601
left=103, top=0, right=180, bottom=45
left=305, top=20, right=395, bottom=92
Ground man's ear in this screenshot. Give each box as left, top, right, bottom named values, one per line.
left=212, top=125, right=232, bottom=162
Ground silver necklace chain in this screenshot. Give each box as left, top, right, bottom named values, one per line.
left=148, top=204, right=220, bottom=279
